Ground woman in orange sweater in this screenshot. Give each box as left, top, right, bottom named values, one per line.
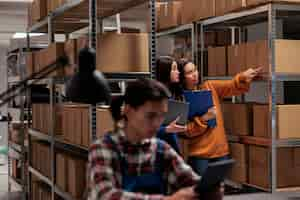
left=178, top=58, right=262, bottom=176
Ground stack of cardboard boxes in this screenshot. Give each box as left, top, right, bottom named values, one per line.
left=61, top=104, right=114, bottom=147
left=56, top=153, right=87, bottom=199
left=32, top=104, right=62, bottom=135
left=207, top=39, right=300, bottom=77
left=157, top=0, right=300, bottom=31
left=222, top=102, right=300, bottom=189
left=26, top=32, right=149, bottom=78
left=31, top=141, right=51, bottom=178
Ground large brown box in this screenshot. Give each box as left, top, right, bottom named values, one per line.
left=253, top=104, right=300, bottom=139
left=159, top=1, right=182, bottom=30
left=48, top=0, right=67, bottom=13
left=228, top=0, right=247, bottom=12
left=62, top=104, right=91, bottom=147
left=228, top=43, right=246, bottom=76
left=26, top=52, right=35, bottom=77
left=216, top=0, right=246, bottom=16
left=274, top=40, right=300, bottom=73
left=32, top=104, right=62, bottom=135
left=229, top=143, right=248, bottom=183
left=96, top=33, right=149, bottom=73
left=245, top=40, right=269, bottom=73
left=256, top=40, right=269, bottom=73
left=249, top=145, right=300, bottom=189
left=68, top=157, right=86, bottom=199
left=64, top=39, right=77, bottom=76
left=96, top=107, right=114, bottom=138
left=81, top=108, right=90, bottom=147
left=216, top=0, right=227, bottom=16
left=31, top=0, right=47, bottom=23
left=37, top=43, right=65, bottom=77
left=208, top=46, right=227, bottom=76
left=182, top=0, right=215, bottom=24
left=56, top=153, right=68, bottom=192
left=222, top=103, right=253, bottom=136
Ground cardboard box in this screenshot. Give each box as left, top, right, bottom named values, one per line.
left=216, top=30, right=232, bottom=46
left=62, top=104, right=90, bottom=146
left=64, top=39, right=77, bottom=76
left=182, top=0, right=215, bottom=24
left=216, top=0, right=246, bottom=16
left=96, top=107, right=114, bottom=139
left=56, top=153, right=67, bottom=192
left=228, top=43, right=246, bottom=76
left=227, top=0, right=247, bottom=12
left=74, top=109, right=82, bottom=145
left=246, top=41, right=258, bottom=69
left=249, top=145, right=300, bottom=189
left=31, top=0, right=47, bottom=23
left=275, top=40, right=300, bottom=73
left=253, top=104, right=270, bottom=138
left=216, top=0, right=227, bottom=16
left=35, top=43, right=65, bottom=77
left=159, top=1, right=182, bottom=30
left=228, top=143, right=248, bottom=183
left=82, top=108, right=90, bottom=147
left=208, top=46, right=227, bottom=76
left=253, top=104, right=300, bottom=139
left=245, top=40, right=268, bottom=73
left=256, top=40, right=269, bottom=73
left=68, top=157, right=86, bottom=198
left=26, top=52, right=35, bottom=77
left=96, top=33, right=149, bottom=73
left=222, top=103, right=253, bottom=136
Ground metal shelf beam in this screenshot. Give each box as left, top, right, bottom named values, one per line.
left=54, top=139, right=88, bottom=158
left=54, top=186, right=74, bottom=200
left=28, top=167, right=52, bottom=186
left=28, top=129, right=51, bottom=142
left=157, top=24, right=193, bottom=37
left=200, top=4, right=269, bottom=26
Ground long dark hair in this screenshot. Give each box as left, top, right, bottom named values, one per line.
left=178, top=58, right=195, bottom=89
left=110, top=78, right=171, bottom=122
left=156, top=56, right=182, bottom=99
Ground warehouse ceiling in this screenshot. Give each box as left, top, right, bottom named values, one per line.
left=0, top=1, right=28, bottom=46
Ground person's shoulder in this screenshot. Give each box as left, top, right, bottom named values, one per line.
left=89, top=131, right=115, bottom=152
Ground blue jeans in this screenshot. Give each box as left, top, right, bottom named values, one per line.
left=188, top=155, right=230, bottom=176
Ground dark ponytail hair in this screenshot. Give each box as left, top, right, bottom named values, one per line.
left=110, top=78, right=171, bottom=122
left=156, top=56, right=174, bottom=85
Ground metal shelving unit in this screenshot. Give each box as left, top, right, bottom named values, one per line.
left=197, top=2, right=300, bottom=193
left=155, top=1, right=300, bottom=194
left=26, top=0, right=157, bottom=200
left=6, top=45, right=29, bottom=199
left=157, top=23, right=196, bottom=63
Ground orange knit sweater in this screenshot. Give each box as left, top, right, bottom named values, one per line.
left=185, top=73, right=250, bottom=158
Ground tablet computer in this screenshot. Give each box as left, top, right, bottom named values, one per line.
left=163, top=99, right=189, bottom=126
left=194, top=159, right=235, bottom=193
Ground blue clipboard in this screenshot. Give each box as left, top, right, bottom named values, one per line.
left=183, top=90, right=216, bottom=128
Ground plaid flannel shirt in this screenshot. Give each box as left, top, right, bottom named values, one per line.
left=88, top=129, right=200, bottom=200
